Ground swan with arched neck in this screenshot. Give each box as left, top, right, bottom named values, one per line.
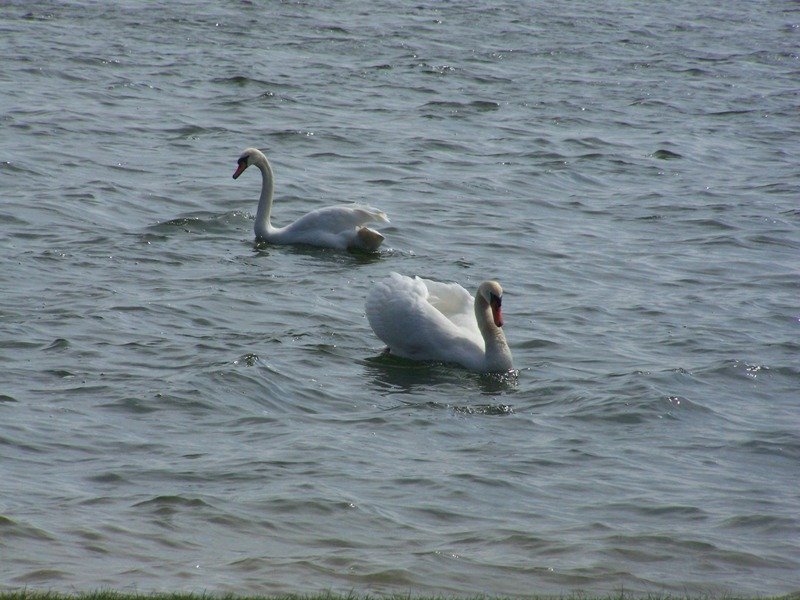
left=233, top=147, right=389, bottom=251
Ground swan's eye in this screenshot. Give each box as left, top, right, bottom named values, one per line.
left=490, top=292, right=502, bottom=306
left=237, top=157, right=247, bottom=166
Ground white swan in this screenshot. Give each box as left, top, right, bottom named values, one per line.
left=366, top=273, right=514, bottom=373
left=232, top=147, right=389, bottom=251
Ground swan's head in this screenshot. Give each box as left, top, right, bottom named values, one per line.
left=478, top=281, right=504, bottom=327
left=232, top=147, right=264, bottom=179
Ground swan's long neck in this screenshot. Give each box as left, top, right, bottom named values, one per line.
left=475, top=295, right=513, bottom=371
left=253, top=154, right=275, bottom=239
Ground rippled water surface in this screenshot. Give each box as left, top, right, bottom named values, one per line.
left=1, top=1, right=799, bottom=596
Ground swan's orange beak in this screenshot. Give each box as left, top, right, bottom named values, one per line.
left=490, top=296, right=503, bottom=327
left=232, top=162, right=247, bottom=179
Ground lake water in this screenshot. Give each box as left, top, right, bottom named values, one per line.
left=1, top=1, right=799, bottom=596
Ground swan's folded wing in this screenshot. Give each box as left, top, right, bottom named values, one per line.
left=287, top=204, right=388, bottom=236
left=366, top=273, right=483, bottom=362
left=347, top=204, right=390, bottom=224
left=366, top=274, right=426, bottom=349
left=418, top=277, right=481, bottom=346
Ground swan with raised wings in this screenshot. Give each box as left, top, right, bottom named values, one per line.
left=232, top=148, right=389, bottom=251
left=366, top=273, right=514, bottom=372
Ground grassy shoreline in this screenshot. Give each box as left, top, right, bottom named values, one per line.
left=1, top=592, right=799, bottom=600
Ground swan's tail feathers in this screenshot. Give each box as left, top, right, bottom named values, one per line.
left=354, top=226, right=385, bottom=251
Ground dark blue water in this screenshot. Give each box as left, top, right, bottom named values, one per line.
left=1, top=1, right=798, bottom=596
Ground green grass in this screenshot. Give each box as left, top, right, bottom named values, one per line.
left=0, top=592, right=798, bottom=600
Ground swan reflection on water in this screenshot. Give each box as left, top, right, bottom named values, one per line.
left=362, top=351, right=519, bottom=407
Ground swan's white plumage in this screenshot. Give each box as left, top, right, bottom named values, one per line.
left=366, top=273, right=514, bottom=372
left=233, top=147, right=388, bottom=251
left=264, top=204, right=388, bottom=248
left=417, top=278, right=483, bottom=347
